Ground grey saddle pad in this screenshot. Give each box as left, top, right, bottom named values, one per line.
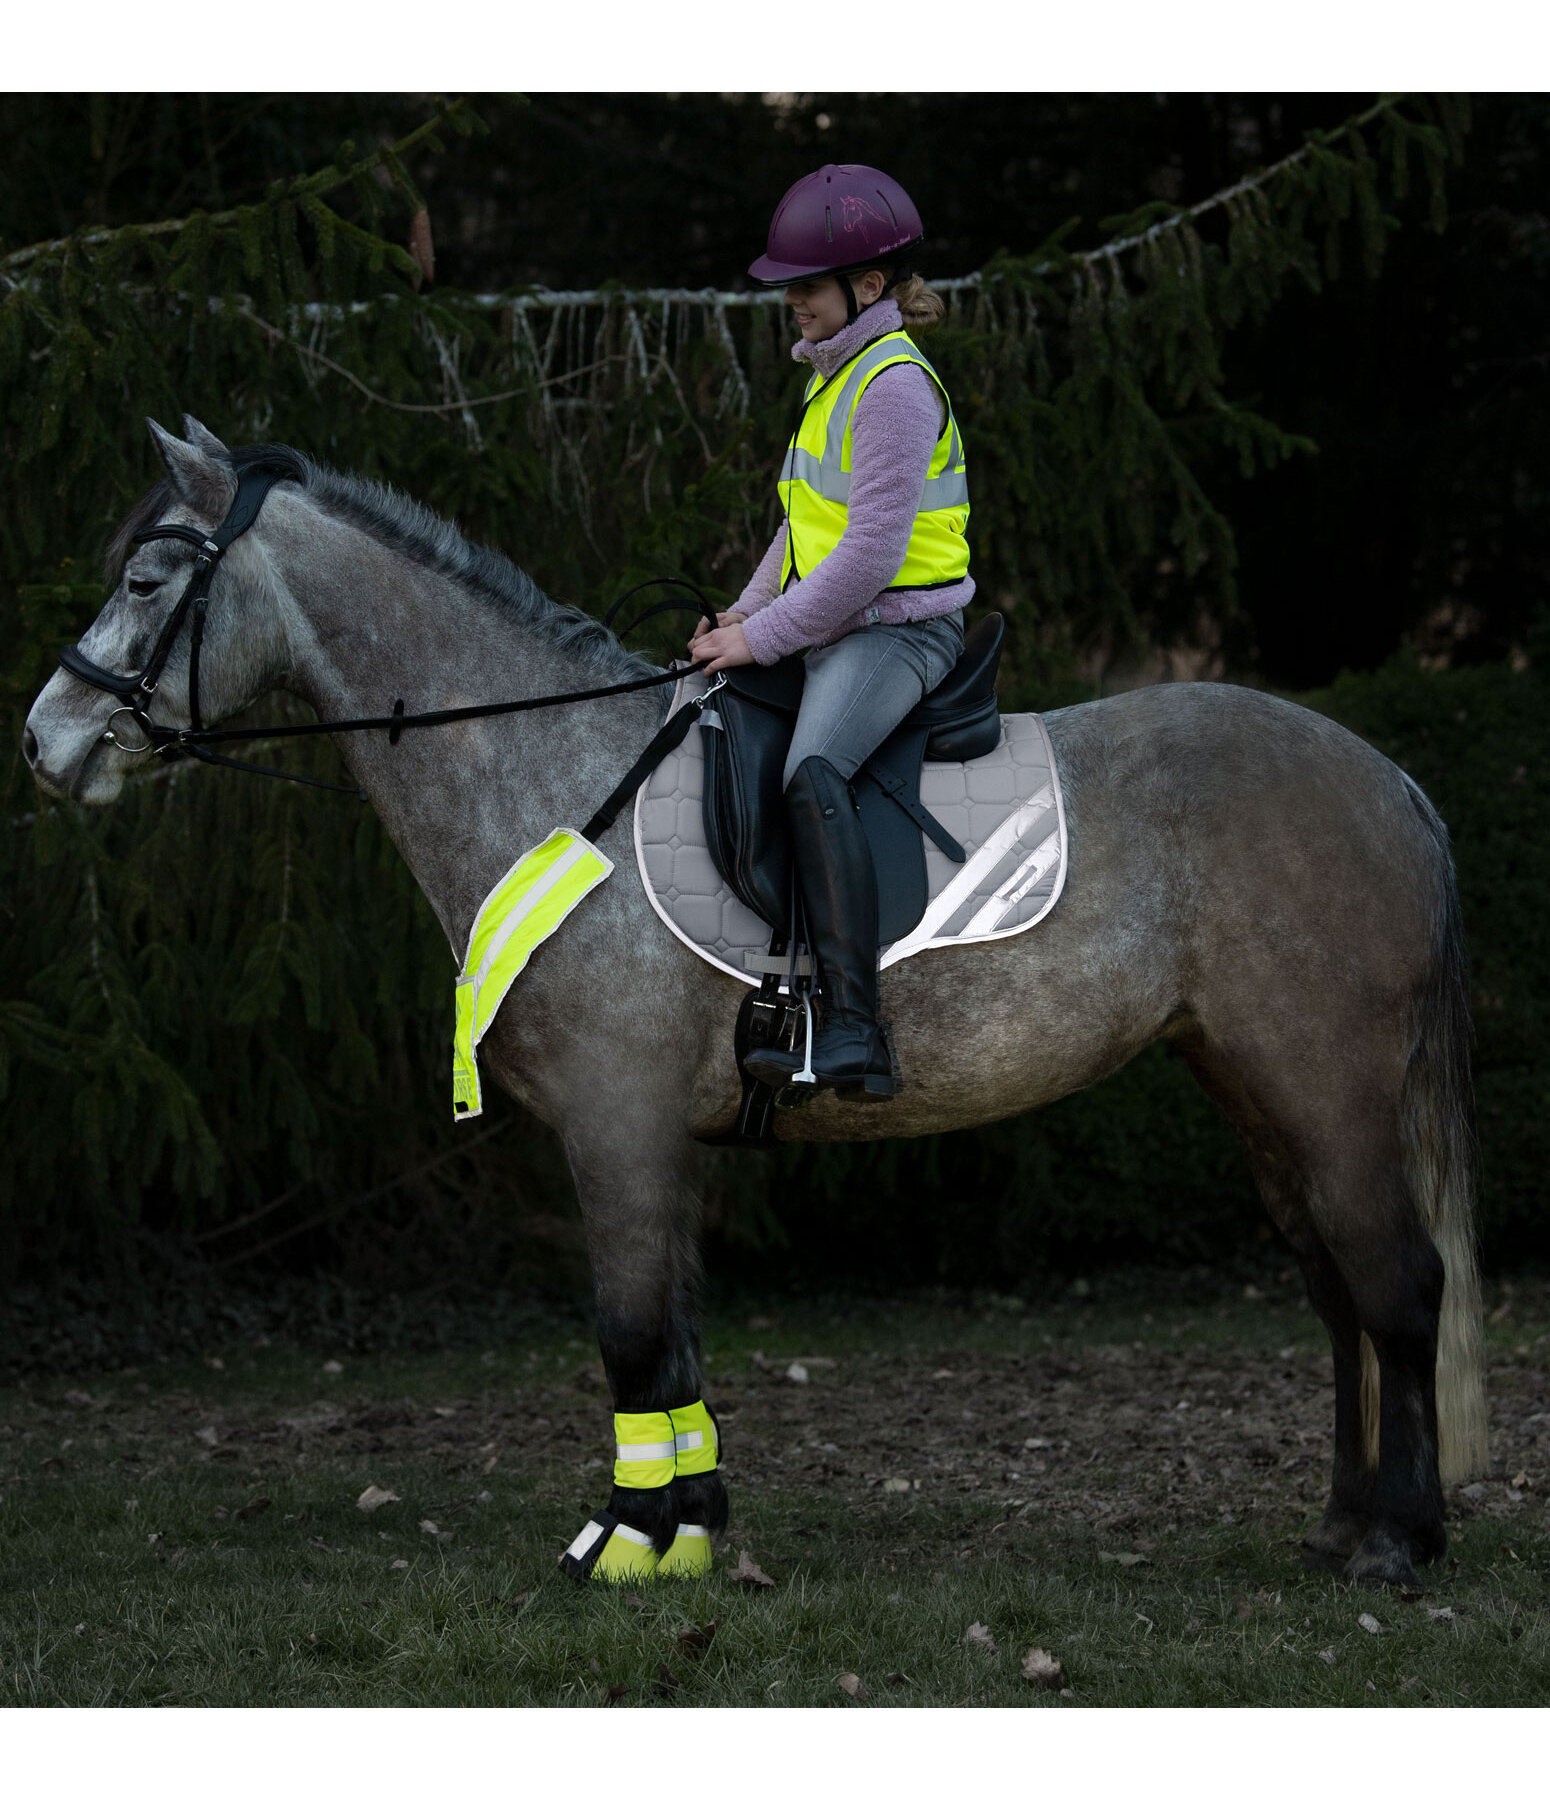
left=634, top=670, right=1068, bottom=985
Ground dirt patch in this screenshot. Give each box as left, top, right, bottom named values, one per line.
left=709, top=1343, right=1550, bottom=1545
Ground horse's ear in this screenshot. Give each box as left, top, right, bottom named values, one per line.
left=182, top=416, right=232, bottom=464
left=146, top=418, right=236, bottom=518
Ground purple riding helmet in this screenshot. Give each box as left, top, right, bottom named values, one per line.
left=748, top=164, right=924, bottom=319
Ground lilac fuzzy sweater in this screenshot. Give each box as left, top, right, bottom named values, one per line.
left=736, top=298, right=975, bottom=665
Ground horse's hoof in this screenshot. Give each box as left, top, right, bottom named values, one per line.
left=657, top=1523, right=713, bottom=1578
left=1345, top=1525, right=1421, bottom=1589
left=1302, top=1506, right=1369, bottom=1565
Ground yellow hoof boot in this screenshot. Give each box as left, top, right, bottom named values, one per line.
left=559, top=1511, right=661, bottom=1583
left=657, top=1523, right=713, bottom=1578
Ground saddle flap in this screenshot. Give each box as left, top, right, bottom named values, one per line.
left=725, top=657, right=805, bottom=716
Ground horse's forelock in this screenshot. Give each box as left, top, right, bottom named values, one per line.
left=103, top=442, right=314, bottom=580
left=104, top=478, right=175, bottom=580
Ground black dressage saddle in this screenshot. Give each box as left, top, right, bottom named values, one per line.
left=700, top=612, right=1006, bottom=945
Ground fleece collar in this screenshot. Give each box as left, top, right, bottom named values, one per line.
left=792, top=297, right=905, bottom=380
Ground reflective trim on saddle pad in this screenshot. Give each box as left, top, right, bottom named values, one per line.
left=632, top=672, right=1067, bottom=984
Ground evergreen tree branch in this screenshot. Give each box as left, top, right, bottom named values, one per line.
left=0, top=98, right=478, bottom=275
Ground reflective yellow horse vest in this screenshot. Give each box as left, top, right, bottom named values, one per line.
left=778, top=327, right=969, bottom=592
left=451, top=827, right=613, bottom=1120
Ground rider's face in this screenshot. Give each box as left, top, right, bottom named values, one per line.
left=784, top=276, right=853, bottom=343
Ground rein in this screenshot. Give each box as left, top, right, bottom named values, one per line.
left=58, top=476, right=724, bottom=829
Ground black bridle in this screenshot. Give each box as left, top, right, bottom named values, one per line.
left=60, top=466, right=290, bottom=758
left=56, top=473, right=728, bottom=830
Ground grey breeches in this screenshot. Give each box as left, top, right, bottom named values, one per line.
left=781, top=611, right=966, bottom=790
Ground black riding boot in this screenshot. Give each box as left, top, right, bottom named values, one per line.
left=743, top=755, right=896, bottom=1101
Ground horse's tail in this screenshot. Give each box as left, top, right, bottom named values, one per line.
left=1362, top=776, right=1489, bottom=1482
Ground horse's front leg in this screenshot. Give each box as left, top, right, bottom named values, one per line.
left=557, top=1114, right=726, bottom=1582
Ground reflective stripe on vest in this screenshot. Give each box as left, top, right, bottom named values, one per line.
left=451, top=827, right=613, bottom=1120
left=779, top=328, right=969, bottom=591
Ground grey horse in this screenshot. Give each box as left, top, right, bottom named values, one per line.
left=23, top=420, right=1488, bottom=1588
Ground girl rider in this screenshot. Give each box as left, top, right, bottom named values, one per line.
left=689, top=163, right=973, bottom=1102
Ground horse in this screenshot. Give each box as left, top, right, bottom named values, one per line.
left=22, top=419, right=1489, bottom=1588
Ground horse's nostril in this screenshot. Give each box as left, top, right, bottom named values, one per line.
left=21, top=725, right=39, bottom=767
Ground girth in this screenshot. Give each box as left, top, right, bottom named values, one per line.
left=699, top=612, right=1005, bottom=945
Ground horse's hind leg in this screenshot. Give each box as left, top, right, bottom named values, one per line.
left=1181, top=1038, right=1445, bottom=1585
left=1304, top=1137, right=1447, bottom=1584
left=1294, top=1235, right=1376, bottom=1565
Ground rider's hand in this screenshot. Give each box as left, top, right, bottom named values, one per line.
left=687, top=610, right=745, bottom=650
left=689, top=620, right=755, bottom=673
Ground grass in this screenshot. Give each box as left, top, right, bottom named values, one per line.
left=2, top=1281, right=1547, bottom=1706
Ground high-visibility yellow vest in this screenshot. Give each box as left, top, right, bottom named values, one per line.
left=778, top=327, right=969, bottom=593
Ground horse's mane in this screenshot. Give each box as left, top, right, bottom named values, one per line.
left=106, top=441, right=652, bottom=683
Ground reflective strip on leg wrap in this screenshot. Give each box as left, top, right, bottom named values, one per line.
left=657, top=1523, right=713, bottom=1579
left=668, top=1399, right=719, bottom=1477
left=613, top=1409, right=676, bottom=1490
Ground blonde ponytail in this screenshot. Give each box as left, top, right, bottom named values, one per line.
left=893, top=273, right=945, bottom=335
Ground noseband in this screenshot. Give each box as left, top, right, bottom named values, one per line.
left=58, top=467, right=287, bottom=757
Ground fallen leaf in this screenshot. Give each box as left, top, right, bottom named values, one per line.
left=961, top=1622, right=999, bottom=1652
left=1511, top=1469, right=1529, bottom=1489
left=1099, top=1551, right=1148, bottom=1567
left=1427, top=1606, right=1455, bottom=1622
left=390, top=1558, right=409, bottom=1569
left=63, top=1389, right=95, bottom=1408
left=883, top=1477, right=912, bottom=1493
left=234, top=1496, right=270, bottom=1523
left=836, top=1672, right=866, bottom=1699
left=606, top=1683, right=627, bottom=1705
left=676, top=1621, right=719, bottom=1658
left=786, top=1362, right=809, bottom=1384
left=482, top=1456, right=499, bottom=1474
left=1357, top=1612, right=1382, bottom=1635
left=653, top=1662, right=681, bottom=1698
left=356, top=1485, right=400, bottom=1513
left=419, top=1518, right=451, bottom=1538
left=728, top=1549, right=775, bottom=1588
left=1023, top=1436, right=1051, bottom=1449
left=1020, top=1647, right=1062, bottom=1687
left=931, top=1369, right=955, bottom=1380
left=194, top=1426, right=219, bottom=1447
left=321, top=1360, right=343, bottom=1375
left=210, top=1505, right=230, bottom=1521
left=1317, top=1647, right=1337, bottom=1665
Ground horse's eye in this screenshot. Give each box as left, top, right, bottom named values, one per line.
left=127, top=578, right=160, bottom=598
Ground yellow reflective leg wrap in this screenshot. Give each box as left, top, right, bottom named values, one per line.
left=669, top=1399, right=719, bottom=1476
left=613, top=1410, right=676, bottom=1490
left=657, top=1523, right=713, bottom=1578
left=452, top=828, right=613, bottom=1121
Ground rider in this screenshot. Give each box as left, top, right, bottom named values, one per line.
left=689, top=164, right=973, bottom=1101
